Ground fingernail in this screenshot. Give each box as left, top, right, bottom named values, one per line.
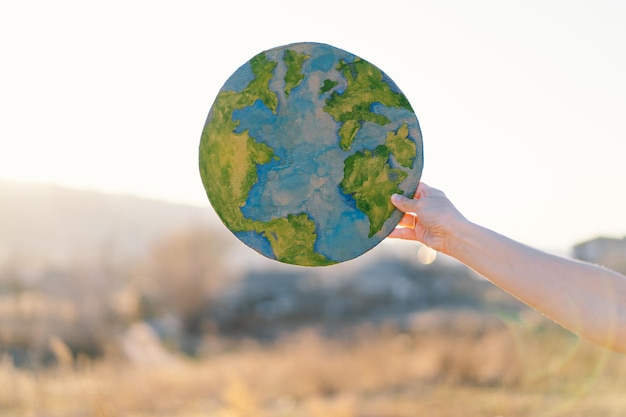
left=391, top=194, right=401, bottom=202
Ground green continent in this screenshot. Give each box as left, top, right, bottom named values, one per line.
left=341, top=146, right=408, bottom=238
left=200, top=53, right=278, bottom=230
left=324, top=58, right=413, bottom=151
left=200, top=52, right=334, bottom=266
left=283, top=49, right=309, bottom=97
left=255, top=213, right=336, bottom=266
left=200, top=104, right=275, bottom=230
left=246, top=53, right=279, bottom=112
left=319, top=79, right=338, bottom=95
left=385, top=123, right=417, bottom=169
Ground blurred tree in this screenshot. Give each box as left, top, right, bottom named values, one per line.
left=136, top=227, right=231, bottom=335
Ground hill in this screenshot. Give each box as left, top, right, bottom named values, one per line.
left=0, top=180, right=218, bottom=265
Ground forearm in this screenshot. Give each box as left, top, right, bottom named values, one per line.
left=448, top=220, right=626, bottom=352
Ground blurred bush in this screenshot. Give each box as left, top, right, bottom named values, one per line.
left=0, top=225, right=229, bottom=364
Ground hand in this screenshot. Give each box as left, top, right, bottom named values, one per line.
left=392, top=184, right=626, bottom=353
left=389, top=182, right=467, bottom=255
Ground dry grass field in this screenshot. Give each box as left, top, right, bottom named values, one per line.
left=2, top=310, right=626, bottom=417
left=3, top=184, right=626, bottom=417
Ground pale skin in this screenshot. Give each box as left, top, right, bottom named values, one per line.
left=390, top=182, right=626, bottom=353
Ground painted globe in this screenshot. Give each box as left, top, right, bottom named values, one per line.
left=199, top=42, right=423, bottom=266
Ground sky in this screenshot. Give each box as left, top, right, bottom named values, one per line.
left=1, top=0, right=625, bottom=252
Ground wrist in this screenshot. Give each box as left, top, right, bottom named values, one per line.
left=442, top=217, right=479, bottom=259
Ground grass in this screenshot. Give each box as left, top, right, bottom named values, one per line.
left=2, top=309, right=626, bottom=417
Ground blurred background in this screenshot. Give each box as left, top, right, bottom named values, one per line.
left=2, top=0, right=626, bottom=416
left=1, top=180, right=626, bottom=416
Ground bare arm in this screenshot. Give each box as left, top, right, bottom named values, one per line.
left=390, top=183, right=626, bottom=352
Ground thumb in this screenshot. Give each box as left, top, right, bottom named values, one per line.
left=390, top=193, right=418, bottom=213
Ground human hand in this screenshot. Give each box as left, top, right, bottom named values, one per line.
left=389, top=182, right=467, bottom=255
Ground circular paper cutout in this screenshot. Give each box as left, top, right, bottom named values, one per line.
left=199, top=42, right=423, bottom=266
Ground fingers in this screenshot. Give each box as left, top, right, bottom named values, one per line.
left=398, top=213, right=416, bottom=228
left=391, top=193, right=419, bottom=214
left=388, top=227, right=418, bottom=241
left=415, top=181, right=432, bottom=197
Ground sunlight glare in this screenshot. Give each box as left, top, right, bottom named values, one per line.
left=417, top=245, right=437, bottom=265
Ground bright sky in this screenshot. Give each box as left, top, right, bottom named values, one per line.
left=1, top=0, right=625, bottom=251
